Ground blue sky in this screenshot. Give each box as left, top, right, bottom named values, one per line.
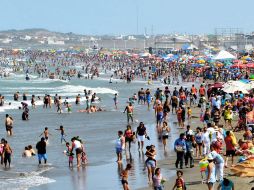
left=0, top=0, right=253, bottom=35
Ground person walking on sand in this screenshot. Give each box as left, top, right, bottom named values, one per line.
left=123, top=102, right=134, bottom=124
left=121, top=163, right=132, bottom=190
left=172, top=170, right=186, bottom=190
left=36, top=137, right=47, bottom=165
left=206, top=154, right=216, bottom=190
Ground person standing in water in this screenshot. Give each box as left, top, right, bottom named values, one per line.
left=40, top=127, right=51, bottom=142
left=55, top=125, right=66, bottom=143
left=113, top=93, right=118, bottom=109
left=123, top=103, right=134, bottom=124
left=115, top=131, right=125, bottom=162
left=120, top=163, right=132, bottom=190
left=3, top=140, right=12, bottom=168
left=36, top=137, right=47, bottom=165
left=5, top=114, right=13, bottom=136
left=56, top=96, right=62, bottom=114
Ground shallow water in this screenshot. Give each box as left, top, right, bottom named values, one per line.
left=0, top=72, right=194, bottom=190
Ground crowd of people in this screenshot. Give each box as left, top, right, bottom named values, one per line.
left=1, top=49, right=254, bottom=190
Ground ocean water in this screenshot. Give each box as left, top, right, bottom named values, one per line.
left=0, top=72, right=193, bottom=190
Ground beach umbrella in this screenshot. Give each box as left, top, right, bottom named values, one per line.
left=230, top=63, right=247, bottom=69
left=246, top=63, right=254, bottom=68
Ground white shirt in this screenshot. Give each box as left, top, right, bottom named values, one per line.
left=202, top=131, right=210, bottom=144
left=73, top=140, right=82, bottom=150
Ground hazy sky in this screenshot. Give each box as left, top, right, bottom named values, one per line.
left=0, top=0, right=253, bottom=35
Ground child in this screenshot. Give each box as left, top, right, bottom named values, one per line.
left=173, top=170, right=186, bottom=190
left=39, top=127, right=51, bottom=142
left=68, top=152, right=74, bottom=167
left=81, top=151, right=88, bottom=165
left=66, top=102, right=72, bottom=113
left=55, top=125, right=66, bottom=143
left=187, top=107, right=192, bottom=121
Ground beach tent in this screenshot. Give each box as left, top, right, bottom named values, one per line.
left=213, top=50, right=236, bottom=60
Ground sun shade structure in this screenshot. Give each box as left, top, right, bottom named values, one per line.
left=213, top=50, right=236, bottom=60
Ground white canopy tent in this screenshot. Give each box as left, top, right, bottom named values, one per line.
left=213, top=50, right=236, bottom=60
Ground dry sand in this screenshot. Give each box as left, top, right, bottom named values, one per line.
left=139, top=105, right=254, bottom=190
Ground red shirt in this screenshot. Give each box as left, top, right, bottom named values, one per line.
left=224, top=136, right=235, bottom=151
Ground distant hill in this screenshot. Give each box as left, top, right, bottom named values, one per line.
left=0, top=28, right=85, bottom=37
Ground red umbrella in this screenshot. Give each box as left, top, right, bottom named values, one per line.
left=246, top=63, right=254, bottom=68
left=230, top=63, right=246, bottom=69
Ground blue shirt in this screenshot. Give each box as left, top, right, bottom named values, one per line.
left=174, top=138, right=186, bottom=152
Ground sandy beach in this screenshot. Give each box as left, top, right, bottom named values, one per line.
left=139, top=106, right=253, bottom=190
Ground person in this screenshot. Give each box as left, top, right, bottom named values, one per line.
left=36, top=137, right=47, bottom=165
left=75, top=94, right=81, bottom=105
left=223, top=106, right=233, bottom=129
left=113, top=93, right=118, bottom=109
left=22, top=147, right=32, bottom=157
left=146, top=88, right=152, bottom=110
left=136, top=122, right=147, bottom=150
left=187, top=107, right=192, bottom=121
left=55, top=125, right=66, bottom=143
left=195, top=127, right=203, bottom=158
left=124, top=103, right=134, bottom=124
left=145, top=145, right=156, bottom=183
left=171, top=95, right=178, bottom=114
left=185, top=135, right=194, bottom=168
left=161, top=121, right=170, bottom=151
left=40, top=127, right=51, bottom=142
left=163, top=99, right=170, bottom=121
left=28, top=145, right=36, bottom=156
left=153, top=168, right=165, bottom=190
left=115, top=131, right=125, bottom=162
left=174, top=133, right=186, bottom=169
left=176, top=107, right=183, bottom=128
left=185, top=125, right=194, bottom=136
left=22, top=109, right=29, bottom=120
left=5, top=114, right=13, bottom=136
left=68, top=152, right=74, bottom=168
left=210, top=145, right=225, bottom=182
left=0, top=138, right=5, bottom=165
left=172, top=170, right=186, bottom=190
left=206, top=154, right=216, bottom=190
left=121, top=163, right=132, bottom=190
left=3, top=140, right=12, bottom=168
left=217, top=178, right=234, bottom=190
left=156, top=102, right=164, bottom=128
left=224, top=131, right=236, bottom=167
left=202, top=126, right=211, bottom=156
left=31, top=95, right=36, bottom=109
left=124, top=125, right=133, bottom=152
left=71, top=137, right=83, bottom=167
left=56, top=96, right=62, bottom=113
